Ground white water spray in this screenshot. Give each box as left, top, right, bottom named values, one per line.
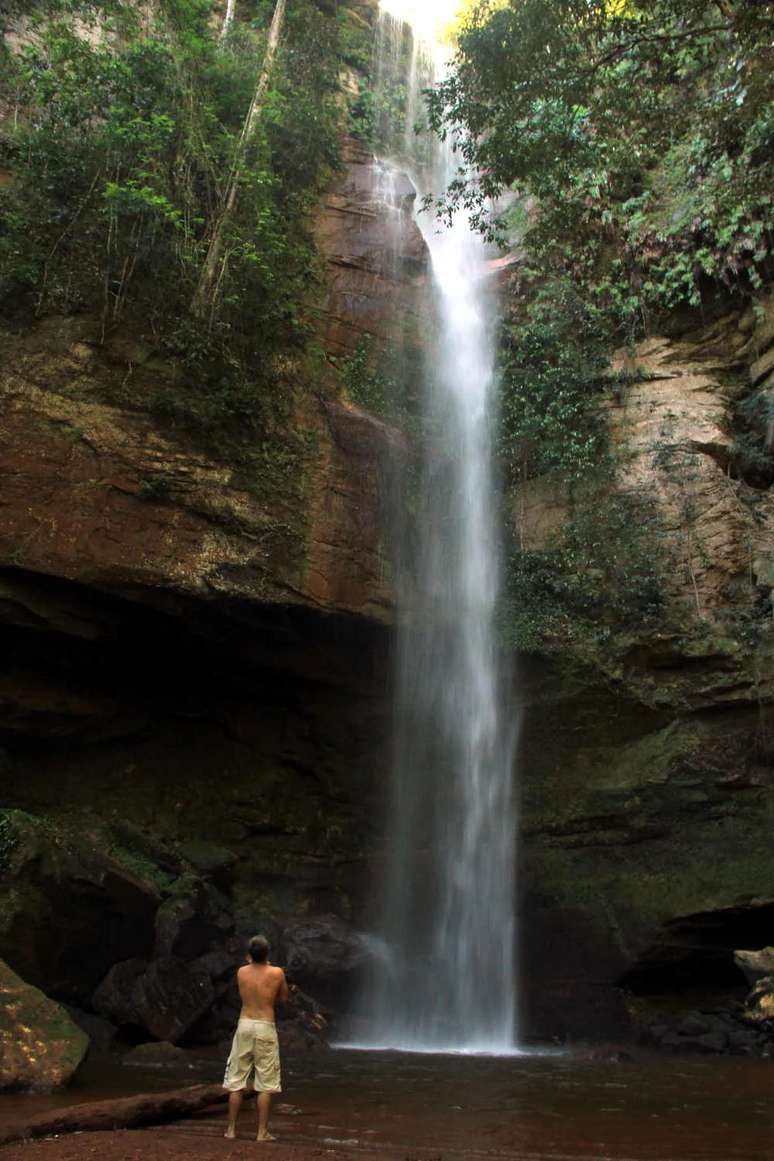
left=352, top=7, right=519, bottom=1055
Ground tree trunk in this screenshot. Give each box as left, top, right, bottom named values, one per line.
left=193, top=0, right=287, bottom=316
left=0, top=1084, right=227, bottom=1147
left=220, top=0, right=236, bottom=39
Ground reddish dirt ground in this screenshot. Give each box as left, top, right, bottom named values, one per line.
left=0, top=1129, right=406, bottom=1161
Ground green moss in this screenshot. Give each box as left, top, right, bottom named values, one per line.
left=588, top=722, right=701, bottom=795
left=109, top=844, right=173, bottom=891
left=336, top=336, right=420, bottom=432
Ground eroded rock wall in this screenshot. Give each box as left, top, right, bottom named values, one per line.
left=512, top=303, right=774, bottom=1044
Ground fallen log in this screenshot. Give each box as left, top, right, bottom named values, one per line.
left=0, top=1083, right=227, bottom=1147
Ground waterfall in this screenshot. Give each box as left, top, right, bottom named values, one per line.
left=352, top=6, right=519, bottom=1055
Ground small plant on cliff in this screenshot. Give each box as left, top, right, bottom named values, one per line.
left=502, top=489, right=667, bottom=653
left=338, top=337, right=419, bottom=433
left=497, top=275, right=613, bottom=485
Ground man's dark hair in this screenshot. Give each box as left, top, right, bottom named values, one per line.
left=248, top=934, right=270, bottom=963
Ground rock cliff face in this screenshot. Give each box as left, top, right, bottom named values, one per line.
left=315, top=136, right=428, bottom=362
left=0, top=129, right=424, bottom=1063
left=513, top=303, right=774, bottom=1043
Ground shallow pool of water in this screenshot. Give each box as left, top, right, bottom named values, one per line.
left=4, top=1047, right=774, bottom=1160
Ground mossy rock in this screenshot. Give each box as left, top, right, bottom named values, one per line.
left=0, top=959, right=88, bottom=1090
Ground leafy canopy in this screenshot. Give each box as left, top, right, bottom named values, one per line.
left=428, top=0, right=774, bottom=326
left=0, top=0, right=342, bottom=434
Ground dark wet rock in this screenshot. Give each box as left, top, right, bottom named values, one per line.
left=0, top=811, right=158, bottom=1005
left=277, top=986, right=329, bottom=1053
left=646, top=1005, right=774, bottom=1056
left=153, top=876, right=234, bottom=960
left=678, top=1012, right=712, bottom=1036
left=185, top=989, right=239, bottom=1045
left=93, top=957, right=215, bottom=1044
left=195, top=947, right=239, bottom=983
left=178, top=841, right=238, bottom=886
left=109, top=820, right=183, bottom=876
left=584, top=1046, right=635, bottom=1063
left=0, top=959, right=88, bottom=1090
left=726, top=1025, right=762, bottom=1054
left=682, top=1031, right=729, bottom=1053
left=92, top=959, right=147, bottom=1030
left=63, top=1005, right=118, bottom=1055
left=281, top=913, right=368, bottom=1003
left=121, top=1041, right=192, bottom=1068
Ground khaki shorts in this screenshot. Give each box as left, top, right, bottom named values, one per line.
left=223, top=1018, right=282, bottom=1093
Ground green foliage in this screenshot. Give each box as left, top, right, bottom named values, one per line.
left=429, top=0, right=774, bottom=330
left=502, top=489, right=667, bottom=652
left=350, top=76, right=407, bottom=151
left=0, top=0, right=343, bottom=437
left=498, top=277, right=612, bottom=484
left=337, top=336, right=419, bottom=432
left=336, top=8, right=373, bottom=72
left=109, top=842, right=174, bottom=890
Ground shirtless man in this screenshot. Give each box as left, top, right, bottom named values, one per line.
left=223, top=935, right=289, bottom=1142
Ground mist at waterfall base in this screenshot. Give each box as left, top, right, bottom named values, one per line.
left=344, top=9, right=521, bottom=1057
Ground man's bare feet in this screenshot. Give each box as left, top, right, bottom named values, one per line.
left=224, top=1128, right=237, bottom=1140
left=256, top=1132, right=276, bottom=1142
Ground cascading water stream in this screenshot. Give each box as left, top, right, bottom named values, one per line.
left=351, top=5, right=519, bottom=1055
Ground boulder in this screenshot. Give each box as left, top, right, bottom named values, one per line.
left=63, top=1005, right=118, bottom=1054
left=734, top=947, right=774, bottom=987
left=684, top=1031, right=728, bottom=1053
left=153, top=876, right=234, bottom=960
left=122, top=1041, right=191, bottom=1068
left=677, top=1012, right=711, bottom=1037
left=281, top=913, right=368, bottom=1002
left=0, top=810, right=158, bottom=1004
left=91, top=959, right=147, bottom=1030
left=93, top=956, right=215, bottom=1044
left=744, top=975, right=774, bottom=1023
left=177, top=950, right=241, bottom=1045
left=177, top=841, right=238, bottom=887
left=277, top=985, right=329, bottom=1053
left=110, top=820, right=183, bottom=876
left=0, top=960, right=88, bottom=1090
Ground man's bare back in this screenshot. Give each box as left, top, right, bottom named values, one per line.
left=237, top=961, right=289, bottom=1021
left=224, top=936, right=290, bottom=1142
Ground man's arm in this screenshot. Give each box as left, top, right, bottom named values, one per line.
left=277, top=967, right=290, bottom=1004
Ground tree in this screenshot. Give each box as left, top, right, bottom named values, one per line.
left=427, top=0, right=774, bottom=321
left=193, top=0, right=288, bottom=316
